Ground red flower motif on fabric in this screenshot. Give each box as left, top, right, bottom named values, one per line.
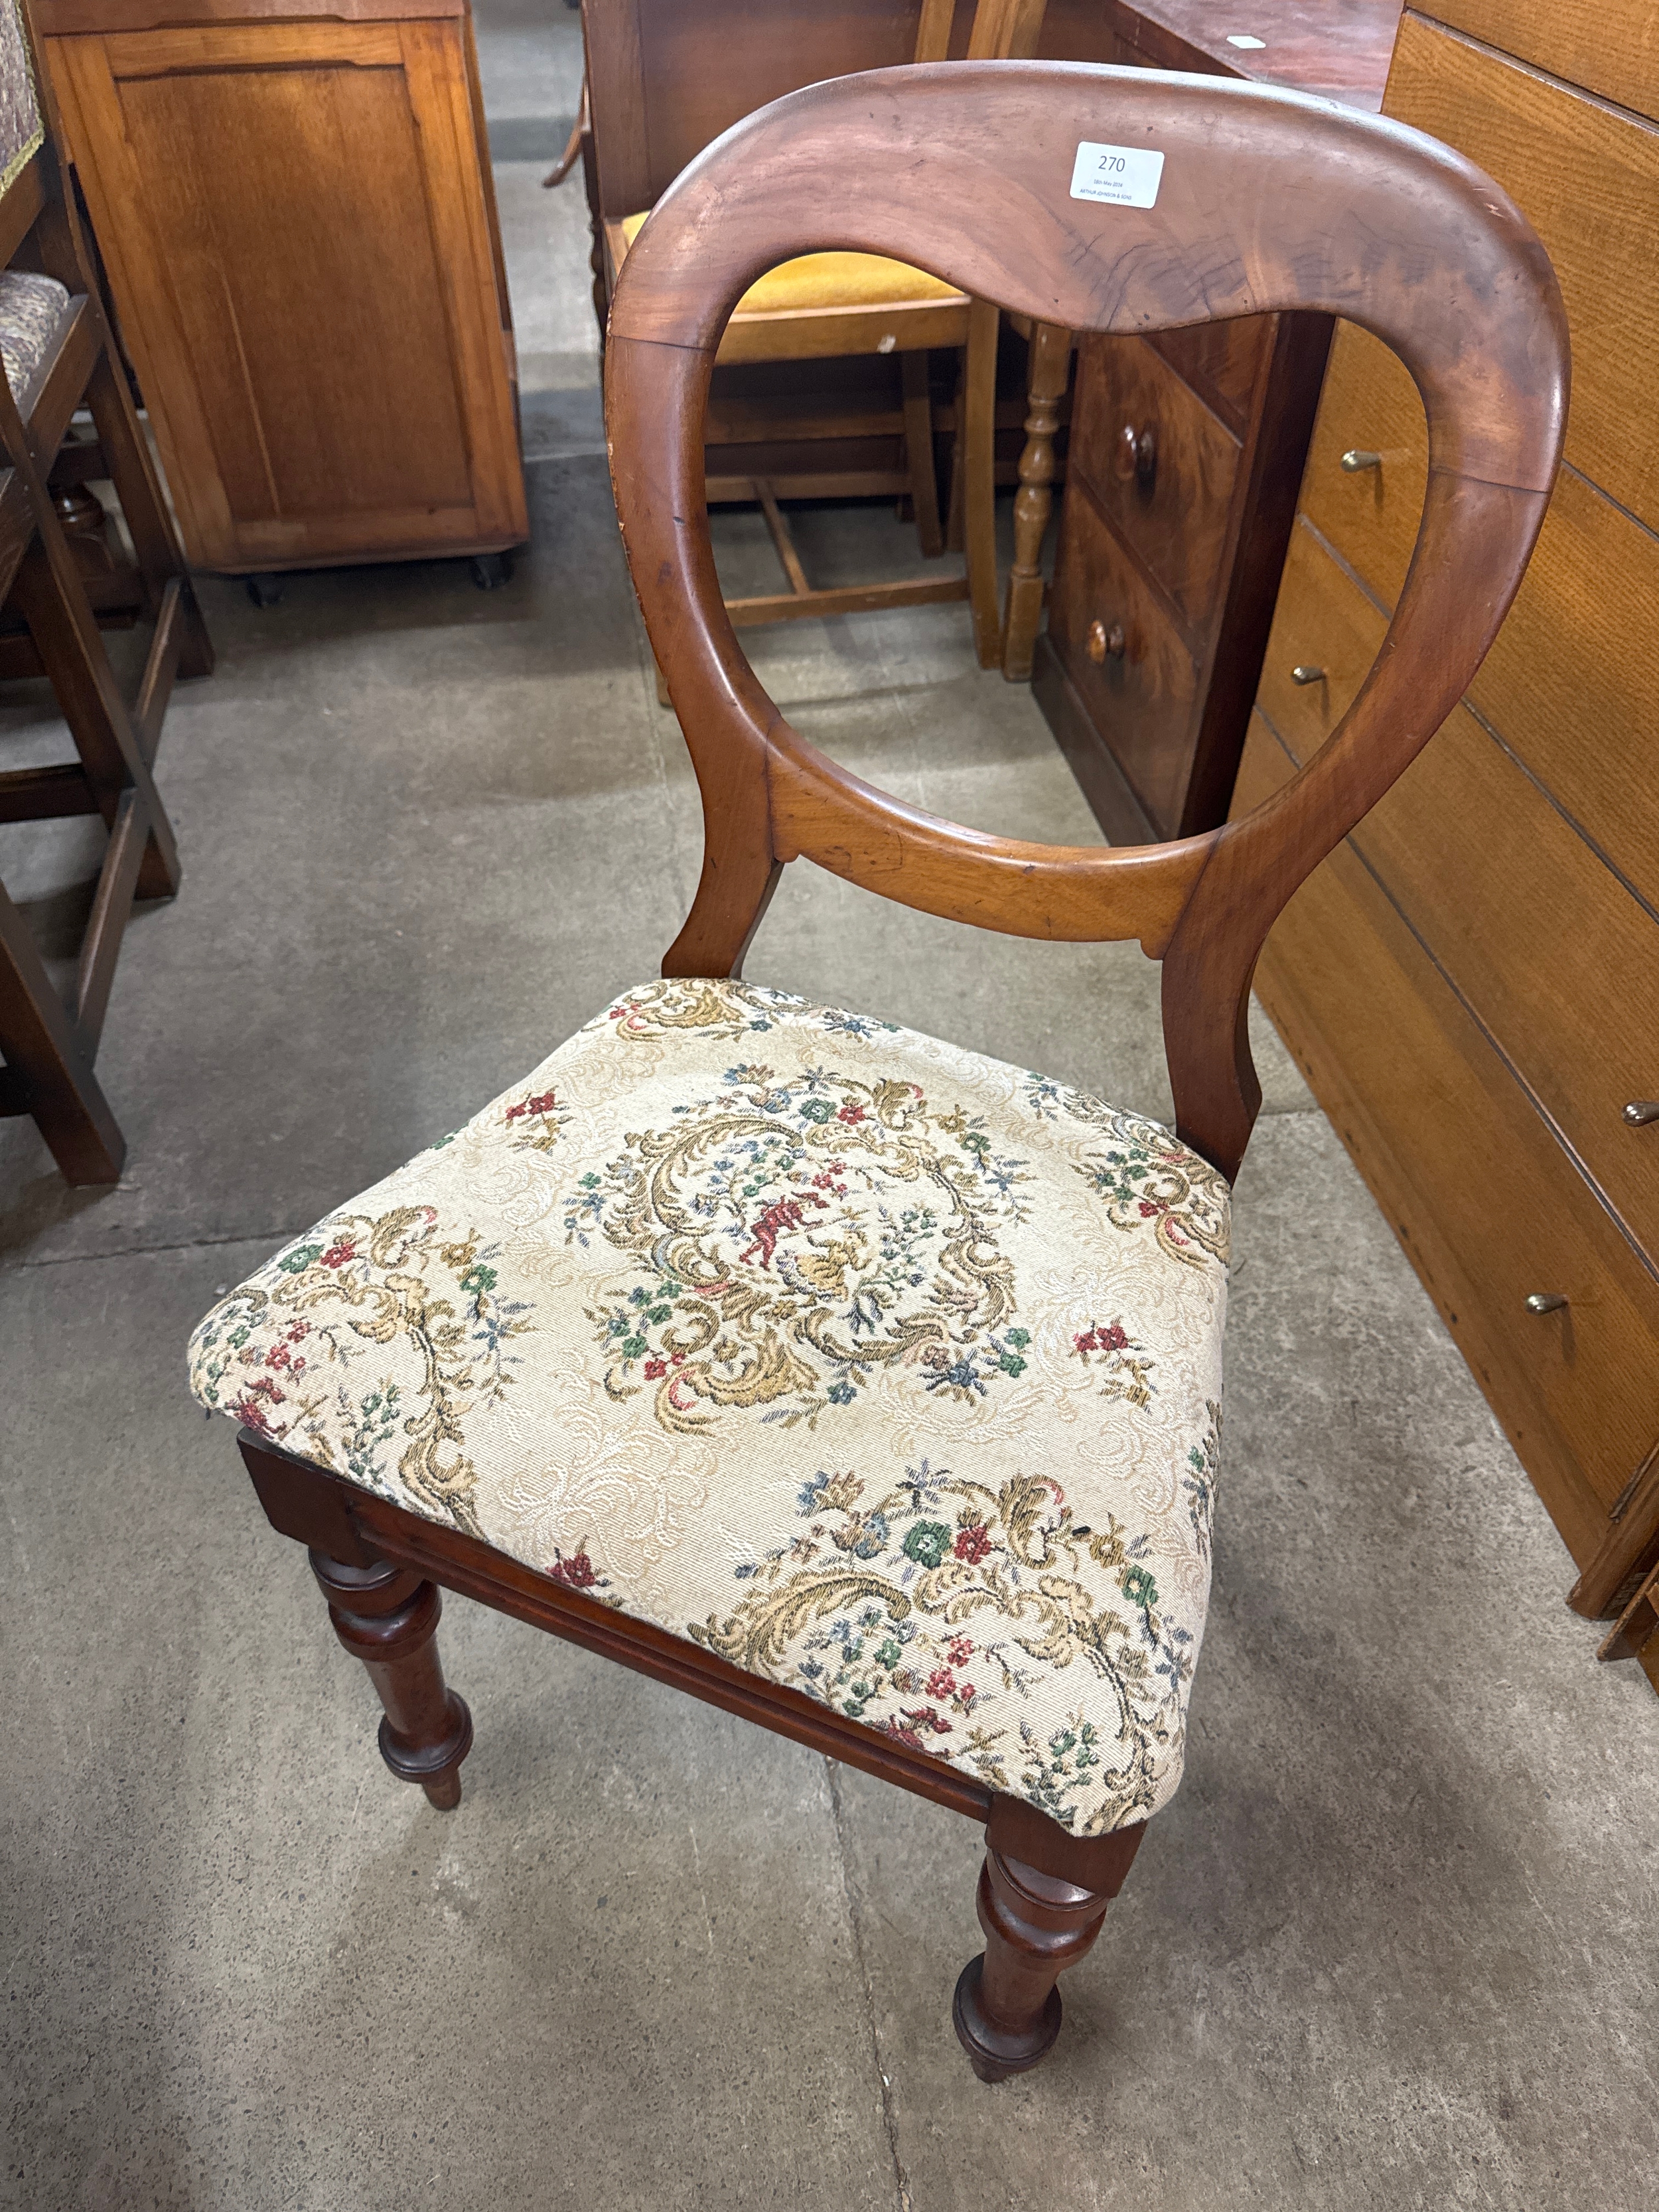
left=320, top=1239, right=358, bottom=1270
left=947, top=1637, right=974, bottom=1667
left=1075, top=1321, right=1129, bottom=1355
left=548, top=1550, right=597, bottom=1589
left=926, top=1668, right=957, bottom=1700
left=954, top=1524, right=992, bottom=1565
left=836, top=1104, right=865, bottom=1124
left=880, top=1706, right=954, bottom=1752
left=643, top=1358, right=667, bottom=1380
left=506, top=1088, right=558, bottom=1123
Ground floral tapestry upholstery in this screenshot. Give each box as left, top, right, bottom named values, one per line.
left=0, top=0, right=41, bottom=199
left=0, top=271, right=70, bottom=414
left=188, top=980, right=1230, bottom=1836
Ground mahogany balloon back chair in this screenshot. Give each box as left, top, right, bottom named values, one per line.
left=192, top=62, right=1567, bottom=2083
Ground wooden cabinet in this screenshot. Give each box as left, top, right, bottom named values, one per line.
left=1241, top=3, right=1659, bottom=1685
left=1030, top=0, right=1402, bottom=842
left=36, top=0, right=528, bottom=574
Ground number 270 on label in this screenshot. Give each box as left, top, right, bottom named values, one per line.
left=1070, top=141, right=1165, bottom=208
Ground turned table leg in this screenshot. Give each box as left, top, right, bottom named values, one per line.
left=1001, top=319, right=1071, bottom=682
left=310, top=1551, right=473, bottom=1810
left=952, top=1844, right=1117, bottom=2083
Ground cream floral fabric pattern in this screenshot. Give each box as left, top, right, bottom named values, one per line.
left=188, top=980, right=1230, bottom=1834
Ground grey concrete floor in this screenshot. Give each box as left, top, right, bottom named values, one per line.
left=3, top=5, right=1656, bottom=2207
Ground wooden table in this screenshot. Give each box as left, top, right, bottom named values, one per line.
left=1029, top=0, right=1402, bottom=842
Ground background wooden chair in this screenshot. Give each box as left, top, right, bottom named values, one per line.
left=0, top=0, right=212, bottom=1184
left=200, top=61, right=1564, bottom=2084
left=585, top=0, right=1050, bottom=666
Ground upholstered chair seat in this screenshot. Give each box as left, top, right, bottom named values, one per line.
left=189, top=978, right=1229, bottom=1838
left=0, top=268, right=72, bottom=411
left=620, top=210, right=963, bottom=316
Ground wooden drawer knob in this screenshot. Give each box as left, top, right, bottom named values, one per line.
left=1524, top=1292, right=1569, bottom=1314
left=1623, top=1100, right=1659, bottom=1126
left=1340, top=449, right=1383, bottom=473
left=1115, top=423, right=1157, bottom=487
left=1088, top=618, right=1126, bottom=663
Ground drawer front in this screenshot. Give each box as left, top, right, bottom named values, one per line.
left=1300, top=323, right=1659, bottom=917
left=1236, top=712, right=1659, bottom=1550
left=1417, top=0, right=1659, bottom=125
left=1145, top=315, right=1271, bottom=439
left=1258, top=522, right=1659, bottom=1250
left=1069, top=335, right=1240, bottom=638
left=1047, top=479, right=1199, bottom=832
left=1298, top=321, right=1426, bottom=612
left=1387, top=14, right=1659, bottom=534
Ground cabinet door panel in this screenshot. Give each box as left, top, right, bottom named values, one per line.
left=48, top=17, right=525, bottom=567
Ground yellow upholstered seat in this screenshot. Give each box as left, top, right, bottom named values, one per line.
left=620, top=210, right=962, bottom=315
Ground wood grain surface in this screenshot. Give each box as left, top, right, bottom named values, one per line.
left=1301, top=323, right=1659, bottom=918
left=1387, top=13, right=1659, bottom=532
left=44, top=11, right=526, bottom=570
left=1414, top=0, right=1659, bottom=123
left=1236, top=713, right=1659, bottom=1555
left=1067, top=333, right=1240, bottom=636
left=1258, top=520, right=1659, bottom=1254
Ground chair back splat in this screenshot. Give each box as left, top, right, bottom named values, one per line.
left=606, top=62, right=1568, bottom=1183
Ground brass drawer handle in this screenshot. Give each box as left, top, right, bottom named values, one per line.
left=1088, top=618, right=1126, bottom=663
left=1623, top=1100, right=1659, bottom=1126
left=1524, top=1293, right=1569, bottom=1315
left=1290, top=664, right=1326, bottom=685
left=1116, top=423, right=1157, bottom=488
left=1340, top=449, right=1382, bottom=473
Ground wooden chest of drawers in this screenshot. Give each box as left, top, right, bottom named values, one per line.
left=1030, top=0, right=1402, bottom=840
left=1040, top=313, right=1331, bottom=837
left=1240, top=1, right=1659, bottom=1683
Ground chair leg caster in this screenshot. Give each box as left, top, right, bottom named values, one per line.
left=952, top=1953, right=1063, bottom=2083
left=470, top=552, right=512, bottom=590
left=244, top=571, right=285, bottom=607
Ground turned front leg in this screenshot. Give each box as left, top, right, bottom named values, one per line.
left=953, top=1822, right=1142, bottom=2083
left=310, top=1552, right=473, bottom=1810
left=1001, top=319, right=1071, bottom=682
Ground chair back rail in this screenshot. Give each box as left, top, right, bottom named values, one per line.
left=605, top=62, right=1567, bottom=1181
